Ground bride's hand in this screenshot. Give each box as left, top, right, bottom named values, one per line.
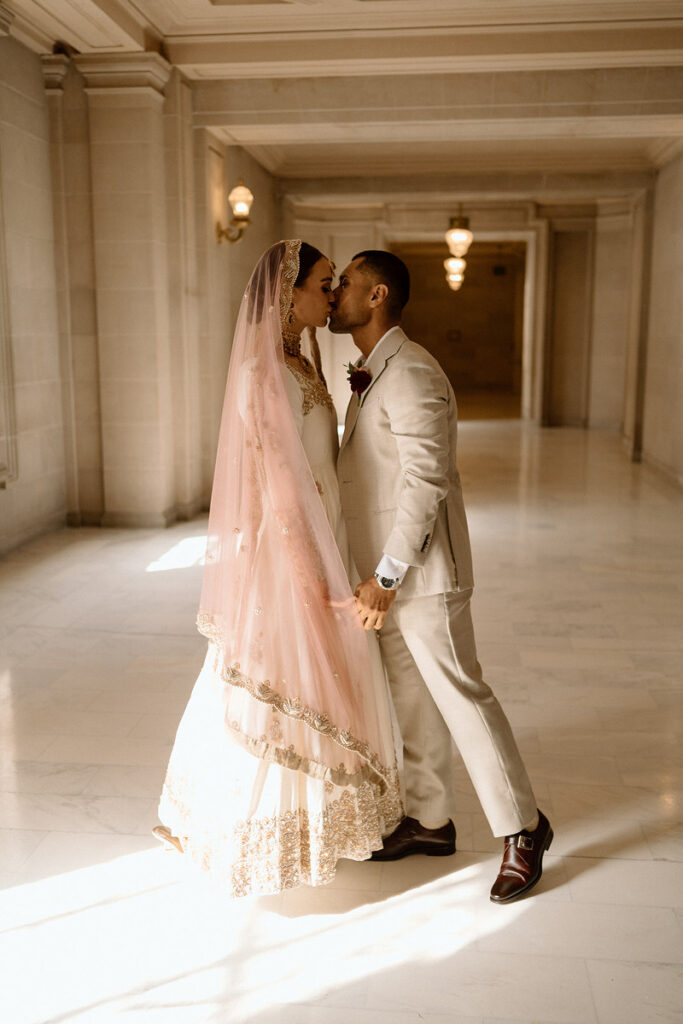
left=354, top=577, right=396, bottom=631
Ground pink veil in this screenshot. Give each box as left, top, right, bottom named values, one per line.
left=197, top=240, right=393, bottom=792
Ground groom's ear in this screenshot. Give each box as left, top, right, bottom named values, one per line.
left=370, top=282, right=389, bottom=308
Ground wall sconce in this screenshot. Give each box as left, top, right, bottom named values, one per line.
left=216, top=179, right=254, bottom=244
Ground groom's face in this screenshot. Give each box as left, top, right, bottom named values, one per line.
left=328, top=259, right=373, bottom=334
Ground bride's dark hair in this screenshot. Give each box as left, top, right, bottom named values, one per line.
left=295, top=242, right=326, bottom=286
left=247, top=241, right=326, bottom=324
left=295, top=241, right=331, bottom=388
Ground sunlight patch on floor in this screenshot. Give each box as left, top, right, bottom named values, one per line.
left=146, top=536, right=207, bottom=573
left=0, top=851, right=522, bottom=1023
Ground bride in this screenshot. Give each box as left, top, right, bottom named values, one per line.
left=154, top=240, right=403, bottom=897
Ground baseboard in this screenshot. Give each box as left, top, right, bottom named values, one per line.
left=100, top=508, right=177, bottom=529
left=0, top=511, right=66, bottom=558
left=640, top=452, right=683, bottom=490
left=175, top=497, right=205, bottom=522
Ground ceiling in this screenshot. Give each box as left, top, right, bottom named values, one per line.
left=4, top=0, right=683, bottom=178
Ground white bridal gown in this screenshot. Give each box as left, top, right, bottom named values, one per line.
left=158, top=356, right=403, bottom=897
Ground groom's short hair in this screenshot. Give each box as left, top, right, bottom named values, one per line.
left=353, top=250, right=410, bottom=317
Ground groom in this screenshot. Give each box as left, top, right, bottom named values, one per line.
left=329, top=250, right=552, bottom=903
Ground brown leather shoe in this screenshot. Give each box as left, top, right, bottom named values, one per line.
left=371, top=816, right=456, bottom=861
left=490, top=809, right=553, bottom=903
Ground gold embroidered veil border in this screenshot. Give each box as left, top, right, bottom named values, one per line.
left=196, top=241, right=398, bottom=796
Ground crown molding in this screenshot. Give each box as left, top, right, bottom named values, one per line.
left=41, top=53, right=71, bottom=90
left=184, top=50, right=683, bottom=80
left=207, top=115, right=683, bottom=147
left=647, top=135, right=683, bottom=166
left=192, top=65, right=683, bottom=116
left=132, top=1, right=683, bottom=36
left=4, top=0, right=156, bottom=55
left=245, top=142, right=657, bottom=179
left=281, top=170, right=655, bottom=207
left=73, top=52, right=172, bottom=94
left=167, top=22, right=683, bottom=80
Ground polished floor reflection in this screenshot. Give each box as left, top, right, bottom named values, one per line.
left=1, top=422, right=682, bottom=1024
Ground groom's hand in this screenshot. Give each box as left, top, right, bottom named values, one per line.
left=354, top=577, right=396, bottom=631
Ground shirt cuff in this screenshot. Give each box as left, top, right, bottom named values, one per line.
left=375, top=553, right=409, bottom=586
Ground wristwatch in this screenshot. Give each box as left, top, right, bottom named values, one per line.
left=374, top=572, right=400, bottom=591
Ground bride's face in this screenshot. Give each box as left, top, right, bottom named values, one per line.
left=291, top=258, right=334, bottom=329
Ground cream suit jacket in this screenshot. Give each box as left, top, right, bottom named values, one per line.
left=337, top=327, right=474, bottom=600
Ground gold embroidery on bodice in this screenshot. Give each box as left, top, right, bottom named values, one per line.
left=285, top=355, right=335, bottom=416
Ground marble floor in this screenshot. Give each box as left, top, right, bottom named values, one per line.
left=1, top=421, right=682, bottom=1024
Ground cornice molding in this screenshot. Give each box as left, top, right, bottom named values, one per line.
left=137, top=1, right=683, bottom=37
left=207, top=116, right=683, bottom=145
left=4, top=0, right=154, bottom=55
left=281, top=169, right=655, bottom=204
left=72, top=52, right=172, bottom=95
left=41, top=54, right=71, bottom=91
left=183, top=50, right=683, bottom=80
left=647, top=136, right=683, bottom=167
left=167, top=22, right=683, bottom=79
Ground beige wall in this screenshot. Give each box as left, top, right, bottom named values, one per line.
left=224, top=146, right=283, bottom=339
left=544, top=222, right=594, bottom=427
left=641, top=152, right=683, bottom=486
left=395, top=242, right=525, bottom=399
left=0, top=37, right=65, bottom=555
left=588, top=210, right=633, bottom=431
left=194, top=136, right=281, bottom=503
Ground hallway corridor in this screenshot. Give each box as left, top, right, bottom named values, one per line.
left=1, top=422, right=681, bottom=1024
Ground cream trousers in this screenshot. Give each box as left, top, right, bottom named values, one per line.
left=378, top=589, right=537, bottom=838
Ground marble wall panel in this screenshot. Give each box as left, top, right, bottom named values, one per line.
left=44, top=59, right=104, bottom=525
left=0, top=36, right=65, bottom=555
left=101, top=466, right=171, bottom=526
left=642, top=152, right=683, bottom=485
left=588, top=214, right=633, bottom=430
left=544, top=224, right=594, bottom=427
left=83, top=81, right=176, bottom=527
left=164, top=72, right=202, bottom=519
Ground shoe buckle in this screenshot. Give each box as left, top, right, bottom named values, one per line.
left=517, top=835, right=534, bottom=851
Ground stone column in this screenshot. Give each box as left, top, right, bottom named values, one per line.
left=43, top=54, right=106, bottom=525
left=587, top=200, right=633, bottom=431
left=74, top=53, right=176, bottom=527
left=42, top=54, right=80, bottom=522
left=164, top=70, right=202, bottom=520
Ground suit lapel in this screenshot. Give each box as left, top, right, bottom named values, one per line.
left=340, top=390, right=361, bottom=449
left=339, top=327, right=406, bottom=453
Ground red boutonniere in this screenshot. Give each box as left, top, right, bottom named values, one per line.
left=346, top=361, right=372, bottom=397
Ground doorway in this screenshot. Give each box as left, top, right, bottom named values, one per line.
left=391, top=242, right=527, bottom=419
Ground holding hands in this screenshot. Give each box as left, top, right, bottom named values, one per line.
left=354, top=576, right=397, bottom=631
